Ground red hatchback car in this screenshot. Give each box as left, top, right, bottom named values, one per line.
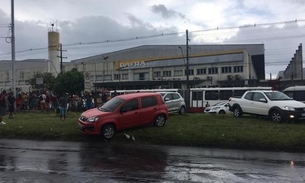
left=78, top=92, right=169, bottom=139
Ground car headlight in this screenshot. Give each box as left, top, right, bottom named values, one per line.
left=87, top=116, right=99, bottom=122
left=282, top=106, right=295, bottom=111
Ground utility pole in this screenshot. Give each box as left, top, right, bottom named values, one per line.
left=300, top=43, right=303, bottom=80
left=186, top=29, right=190, bottom=89
left=58, top=43, right=67, bottom=74
left=11, top=0, right=16, bottom=97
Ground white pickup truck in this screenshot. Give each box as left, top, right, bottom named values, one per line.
left=228, top=90, right=305, bottom=123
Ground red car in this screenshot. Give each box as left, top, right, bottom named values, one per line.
left=78, top=92, right=169, bottom=139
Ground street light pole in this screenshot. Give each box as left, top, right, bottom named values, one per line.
left=186, top=29, right=190, bottom=89
left=11, top=0, right=16, bottom=96
left=103, top=56, right=109, bottom=89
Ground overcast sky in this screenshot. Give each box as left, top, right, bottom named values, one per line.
left=0, top=0, right=305, bottom=79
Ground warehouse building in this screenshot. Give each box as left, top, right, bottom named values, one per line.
left=0, top=59, right=47, bottom=92
left=66, top=44, right=265, bottom=91
left=0, top=44, right=266, bottom=92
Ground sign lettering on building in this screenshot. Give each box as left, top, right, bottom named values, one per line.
left=119, top=61, right=146, bottom=68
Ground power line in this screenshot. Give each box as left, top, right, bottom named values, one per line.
left=1, top=32, right=303, bottom=58
left=0, top=19, right=304, bottom=59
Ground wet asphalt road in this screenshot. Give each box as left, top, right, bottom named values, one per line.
left=0, top=139, right=305, bottom=182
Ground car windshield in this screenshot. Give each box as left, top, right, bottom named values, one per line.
left=98, top=97, right=125, bottom=112
left=264, top=91, right=292, bottom=101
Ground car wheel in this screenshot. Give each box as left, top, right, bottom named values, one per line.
left=270, top=110, right=282, bottom=123
left=154, top=114, right=166, bottom=127
left=219, top=110, right=225, bottom=114
left=233, top=107, right=242, bottom=117
left=179, top=106, right=186, bottom=115
left=101, top=124, right=116, bottom=139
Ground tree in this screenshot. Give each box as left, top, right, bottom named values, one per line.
left=53, top=68, right=84, bottom=95
left=28, top=72, right=56, bottom=92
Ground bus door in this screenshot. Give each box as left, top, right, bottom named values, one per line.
left=190, top=90, right=204, bottom=112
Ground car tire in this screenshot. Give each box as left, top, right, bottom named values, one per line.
left=233, top=107, right=242, bottom=117
left=219, top=110, right=225, bottom=114
left=179, top=106, right=186, bottom=115
left=154, top=114, right=166, bottom=127
left=101, top=124, right=116, bottom=139
left=270, top=110, right=282, bottom=123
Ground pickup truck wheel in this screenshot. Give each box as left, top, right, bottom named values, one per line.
left=101, top=124, right=116, bottom=139
left=233, top=107, right=242, bottom=117
left=270, top=110, right=282, bottom=123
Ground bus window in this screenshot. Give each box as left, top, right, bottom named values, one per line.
left=219, top=90, right=232, bottom=100
left=192, top=91, right=203, bottom=100
left=283, top=86, right=305, bottom=103
left=284, top=91, right=293, bottom=98
left=292, top=91, right=305, bottom=101
left=205, top=90, right=219, bottom=100
left=233, top=90, right=246, bottom=97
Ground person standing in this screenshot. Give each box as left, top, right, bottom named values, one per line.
left=15, top=94, right=22, bottom=112
left=58, top=93, right=68, bottom=120
left=39, top=92, right=47, bottom=112
left=7, top=92, right=16, bottom=119
left=0, top=90, right=8, bottom=125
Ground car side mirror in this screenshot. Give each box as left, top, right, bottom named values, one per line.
left=164, top=97, right=170, bottom=101
left=259, top=98, right=267, bottom=103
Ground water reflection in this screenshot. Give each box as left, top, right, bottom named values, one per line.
left=48, top=152, right=68, bottom=174
left=0, top=139, right=305, bottom=182
left=79, top=143, right=169, bottom=182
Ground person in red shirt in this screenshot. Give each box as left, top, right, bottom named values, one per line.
left=15, top=94, right=22, bottom=112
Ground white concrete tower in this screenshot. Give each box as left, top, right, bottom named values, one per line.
left=48, top=24, right=60, bottom=76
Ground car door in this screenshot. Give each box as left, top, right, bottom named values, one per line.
left=224, top=103, right=231, bottom=113
left=251, top=92, right=269, bottom=115
left=119, top=99, right=141, bottom=129
left=140, top=96, right=159, bottom=124
left=171, top=93, right=182, bottom=112
left=164, top=93, right=174, bottom=112
left=241, top=92, right=254, bottom=113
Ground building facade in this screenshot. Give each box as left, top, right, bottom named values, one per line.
left=68, top=44, right=265, bottom=91
left=0, top=59, right=47, bottom=93
left=0, top=44, right=266, bottom=93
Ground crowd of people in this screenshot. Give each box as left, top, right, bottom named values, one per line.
left=0, top=89, right=114, bottom=124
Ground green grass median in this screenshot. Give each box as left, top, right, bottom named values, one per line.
left=1, top=111, right=305, bottom=152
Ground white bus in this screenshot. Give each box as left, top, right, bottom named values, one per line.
left=283, top=86, right=305, bottom=103
left=109, top=87, right=272, bottom=113
left=190, top=87, right=272, bottom=112
left=109, top=89, right=179, bottom=96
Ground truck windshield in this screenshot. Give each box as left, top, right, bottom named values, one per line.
left=98, top=97, right=125, bottom=112
left=264, top=91, right=292, bottom=101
